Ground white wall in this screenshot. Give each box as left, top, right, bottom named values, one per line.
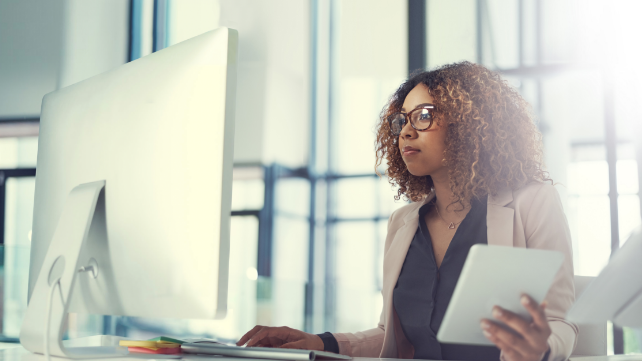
left=0, top=0, right=129, bottom=119
left=0, top=0, right=65, bottom=118
left=59, top=0, right=129, bottom=88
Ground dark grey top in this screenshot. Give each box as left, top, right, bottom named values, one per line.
left=393, top=196, right=501, bottom=360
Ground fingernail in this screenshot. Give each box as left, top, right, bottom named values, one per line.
left=483, top=330, right=492, bottom=338
left=521, top=295, right=529, bottom=305
left=492, top=307, right=503, bottom=318
left=481, top=321, right=490, bottom=329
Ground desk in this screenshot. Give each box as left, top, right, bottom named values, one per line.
left=0, top=346, right=639, bottom=361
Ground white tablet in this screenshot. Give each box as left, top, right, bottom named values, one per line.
left=436, top=244, right=564, bottom=345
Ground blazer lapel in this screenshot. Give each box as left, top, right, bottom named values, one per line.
left=382, top=199, right=426, bottom=288
left=487, top=189, right=515, bottom=247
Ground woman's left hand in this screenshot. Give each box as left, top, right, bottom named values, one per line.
left=481, top=294, right=551, bottom=361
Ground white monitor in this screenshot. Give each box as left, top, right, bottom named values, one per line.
left=20, top=27, right=237, bottom=358
left=567, top=226, right=642, bottom=327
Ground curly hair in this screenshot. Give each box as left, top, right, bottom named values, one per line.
left=375, top=61, right=551, bottom=207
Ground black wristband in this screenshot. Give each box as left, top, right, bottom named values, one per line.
left=316, top=332, right=339, bottom=354
left=541, top=347, right=551, bottom=361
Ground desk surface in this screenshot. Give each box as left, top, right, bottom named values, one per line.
left=0, top=345, right=639, bottom=361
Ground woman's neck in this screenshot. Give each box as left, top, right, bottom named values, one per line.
left=431, top=173, right=470, bottom=215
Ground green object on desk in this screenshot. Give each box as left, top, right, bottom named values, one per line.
left=147, top=336, right=185, bottom=345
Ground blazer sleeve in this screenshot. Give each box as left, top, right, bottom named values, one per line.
left=519, top=184, right=579, bottom=361
left=331, top=312, right=385, bottom=357
left=331, top=207, right=404, bottom=357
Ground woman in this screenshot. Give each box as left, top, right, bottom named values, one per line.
left=237, top=62, right=577, bottom=361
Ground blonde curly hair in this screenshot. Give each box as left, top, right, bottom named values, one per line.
left=375, top=61, right=551, bottom=207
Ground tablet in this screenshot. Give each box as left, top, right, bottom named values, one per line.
left=436, top=244, right=564, bottom=346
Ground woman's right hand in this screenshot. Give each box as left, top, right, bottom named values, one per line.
left=236, top=325, right=325, bottom=350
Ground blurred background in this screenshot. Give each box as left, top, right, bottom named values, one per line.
left=1, top=0, right=642, bottom=355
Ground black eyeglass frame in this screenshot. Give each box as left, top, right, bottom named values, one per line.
left=387, top=104, right=436, bottom=136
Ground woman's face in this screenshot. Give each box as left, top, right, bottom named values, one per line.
left=398, top=84, right=448, bottom=178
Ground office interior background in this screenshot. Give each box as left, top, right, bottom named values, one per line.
left=1, top=0, right=642, bottom=355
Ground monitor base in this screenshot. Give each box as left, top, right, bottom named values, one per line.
left=18, top=181, right=124, bottom=359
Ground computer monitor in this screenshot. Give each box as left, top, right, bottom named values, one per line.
left=20, top=27, right=238, bottom=358
left=567, top=226, right=642, bottom=327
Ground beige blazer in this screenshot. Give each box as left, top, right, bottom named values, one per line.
left=333, top=181, right=578, bottom=361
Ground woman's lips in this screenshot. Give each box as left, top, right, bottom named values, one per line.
left=402, top=145, right=420, bottom=156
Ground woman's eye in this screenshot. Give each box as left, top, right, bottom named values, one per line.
left=418, top=110, right=431, bottom=121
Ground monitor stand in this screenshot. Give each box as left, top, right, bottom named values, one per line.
left=19, top=180, right=127, bottom=359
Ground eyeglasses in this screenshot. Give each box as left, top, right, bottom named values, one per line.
left=387, top=104, right=435, bottom=136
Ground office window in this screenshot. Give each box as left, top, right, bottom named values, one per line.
left=0, top=137, right=38, bottom=169
left=232, top=179, right=265, bottom=211
left=617, top=157, right=641, bottom=245
left=182, top=215, right=259, bottom=340
left=333, top=221, right=379, bottom=332
left=0, top=137, right=38, bottom=339
left=324, top=0, right=407, bottom=333
left=2, top=177, right=35, bottom=338
left=567, top=148, right=611, bottom=276
left=426, top=0, right=477, bottom=68
left=334, top=178, right=378, bottom=219
left=484, top=0, right=520, bottom=69
left=270, top=177, right=310, bottom=330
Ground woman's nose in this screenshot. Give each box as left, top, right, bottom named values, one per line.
left=399, top=120, right=416, bottom=139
